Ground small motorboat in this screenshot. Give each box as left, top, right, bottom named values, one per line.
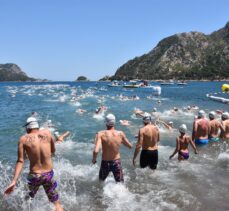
left=176, top=81, right=187, bottom=85
left=160, top=80, right=175, bottom=85
left=107, top=80, right=122, bottom=87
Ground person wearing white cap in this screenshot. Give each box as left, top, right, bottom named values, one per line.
left=220, top=112, right=229, bottom=139
left=192, top=110, right=209, bottom=145
left=169, top=124, right=197, bottom=160
left=132, top=112, right=160, bottom=170
left=92, top=113, right=132, bottom=182
left=5, top=117, right=64, bottom=211
left=208, top=111, right=221, bottom=142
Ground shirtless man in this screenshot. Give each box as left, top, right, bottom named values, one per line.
left=169, top=124, right=197, bottom=160
left=220, top=112, right=229, bottom=139
left=132, top=113, right=160, bottom=170
left=92, top=114, right=132, bottom=182
left=192, top=110, right=209, bottom=145
left=4, top=117, right=63, bottom=211
left=208, top=111, right=221, bottom=142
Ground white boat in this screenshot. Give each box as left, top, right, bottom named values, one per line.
left=160, top=80, right=175, bottom=85
left=176, top=81, right=187, bottom=85
left=107, top=84, right=122, bottom=87
left=107, top=81, right=122, bottom=87
left=139, top=85, right=161, bottom=95
left=123, top=83, right=141, bottom=88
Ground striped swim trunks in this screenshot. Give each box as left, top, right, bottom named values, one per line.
left=27, top=170, right=59, bottom=202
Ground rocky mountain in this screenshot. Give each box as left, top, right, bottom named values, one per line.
left=112, top=21, right=229, bottom=80
left=0, top=63, right=36, bottom=82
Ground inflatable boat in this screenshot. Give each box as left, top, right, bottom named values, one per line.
left=206, top=94, right=229, bottom=104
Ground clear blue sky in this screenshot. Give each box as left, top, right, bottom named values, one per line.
left=0, top=0, right=229, bottom=81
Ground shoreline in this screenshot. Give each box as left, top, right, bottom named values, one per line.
left=0, top=79, right=229, bottom=83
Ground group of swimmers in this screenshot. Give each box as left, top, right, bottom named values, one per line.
left=4, top=108, right=229, bottom=211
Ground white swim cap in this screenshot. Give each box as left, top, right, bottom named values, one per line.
left=198, top=110, right=205, bottom=118
left=152, top=107, right=157, bottom=112
left=187, top=106, right=191, bottom=110
left=222, top=112, right=229, bottom=119
left=143, top=112, right=151, bottom=123
left=179, top=124, right=187, bottom=134
left=24, top=117, right=39, bottom=129
left=169, top=121, right=173, bottom=125
left=105, top=113, right=116, bottom=126
left=209, top=111, right=216, bottom=119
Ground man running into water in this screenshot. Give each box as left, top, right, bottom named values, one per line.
left=169, top=124, right=198, bottom=160
left=92, top=114, right=132, bottom=182
left=132, top=113, right=160, bottom=170
left=5, top=117, right=63, bottom=211
left=192, top=110, right=209, bottom=145
left=208, top=111, right=221, bottom=142
left=220, top=112, right=229, bottom=139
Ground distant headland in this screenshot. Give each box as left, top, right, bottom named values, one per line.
left=103, top=21, right=229, bottom=81
left=0, top=63, right=48, bottom=82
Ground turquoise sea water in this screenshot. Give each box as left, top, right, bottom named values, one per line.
left=0, top=81, right=228, bottom=211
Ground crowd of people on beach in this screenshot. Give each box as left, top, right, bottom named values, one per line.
left=4, top=106, right=229, bottom=211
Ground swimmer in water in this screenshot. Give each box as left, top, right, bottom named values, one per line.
left=41, top=119, right=70, bottom=143
left=151, top=107, right=160, bottom=120
left=157, top=120, right=175, bottom=131
left=76, top=108, right=87, bottom=114
left=171, top=107, right=179, bottom=114
left=120, top=120, right=130, bottom=126
left=95, top=105, right=107, bottom=114
left=134, top=108, right=145, bottom=118
left=169, top=124, right=198, bottom=161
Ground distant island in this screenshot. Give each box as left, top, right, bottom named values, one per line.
left=107, top=21, right=229, bottom=81
left=76, top=76, right=89, bottom=81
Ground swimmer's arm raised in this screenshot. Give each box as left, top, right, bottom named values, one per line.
left=132, top=130, right=143, bottom=166
left=169, top=137, right=179, bottom=159
left=92, top=133, right=102, bottom=164
left=5, top=138, right=25, bottom=195
left=121, top=132, right=132, bottom=149
left=56, top=131, right=70, bottom=143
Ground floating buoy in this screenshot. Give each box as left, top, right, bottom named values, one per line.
left=222, top=84, right=229, bottom=92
